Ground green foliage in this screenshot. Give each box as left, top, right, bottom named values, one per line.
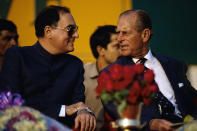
left=119, top=89, right=129, bottom=97
left=100, top=90, right=113, bottom=104
left=117, top=99, right=127, bottom=116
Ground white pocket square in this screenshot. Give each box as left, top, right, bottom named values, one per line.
left=178, top=83, right=184, bottom=88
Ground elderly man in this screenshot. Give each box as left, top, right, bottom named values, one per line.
left=0, top=6, right=96, bottom=131
left=0, top=19, right=18, bottom=70
left=104, top=9, right=197, bottom=131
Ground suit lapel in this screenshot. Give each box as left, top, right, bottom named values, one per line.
left=155, top=55, right=178, bottom=91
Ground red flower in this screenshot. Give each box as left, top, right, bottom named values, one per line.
left=123, top=65, right=136, bottom=81
left=141, top=84, right=158, bottom=106
left=144, top=70, right=154, bottom=84
left=127, top=81, right=141, bottom=104
left=114, top=79, right=130, bottom=91
left=20, top=111, right=37, bottom=122
left=143, top=97, right=151, bottom=106
left=105, top=78, right=114, bottom=92
left=109, top=64, right=123, bottom=80
left=95, top=71, right=110, bottom=96
left=149, top=84, right=159, bottom=92
left=98, top=71, right=109, bottom=83
left=134, top=64, right=145, bottom=74
left=141, top=85, right=151, bottom=97
left=95, top=63, right=158, bottom=114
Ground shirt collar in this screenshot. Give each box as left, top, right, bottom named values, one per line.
left=144, top=49, right=155, bottom=64
left=34, top=41, right=63, bottom=62
left=132, top=49, right=155, bottom=64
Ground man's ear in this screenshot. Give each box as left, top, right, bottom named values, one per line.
left=141, top=28, right=151, bottom=43
left=44, top=26, right=52, bottom=39
left=96, top=45, right=105, bottom=56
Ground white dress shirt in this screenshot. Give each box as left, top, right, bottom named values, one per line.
left=59, top=105, right=66, bottom=117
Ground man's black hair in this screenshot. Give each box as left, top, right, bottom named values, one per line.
left=0, top=19, right=17, bottom=33
left=90, top=25, right=117, bottom=58
left=35, top=5, right=70, bottom=37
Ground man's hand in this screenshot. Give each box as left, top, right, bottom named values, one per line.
left=150, top=119, right=175, bottom=131
left=66, top=102, right=87, bottom=116
left=74, top=109, right=96, bottom=131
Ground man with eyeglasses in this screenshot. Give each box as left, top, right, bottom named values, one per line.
left=0, top=19, right=18, bottom=71
left=0, top=6, right=96, bottom=131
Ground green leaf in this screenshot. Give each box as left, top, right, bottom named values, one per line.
left=117, top=99, right=127, bottom=116
left=119, top=89, right=129, bottom=96
left=114, top=92, right=121, bottom=102
left=100, top=93, right=113, bottom=104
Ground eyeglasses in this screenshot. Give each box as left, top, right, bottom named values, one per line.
left=52, top=24, right=78, bottom=36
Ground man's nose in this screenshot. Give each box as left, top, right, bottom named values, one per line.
left=73, top=31, right=79, bottom=38
left=117, top=33, right=123, bottom=42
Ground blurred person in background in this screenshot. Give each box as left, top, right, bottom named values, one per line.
left=0, top=19, right=18, bottom=70
left=84, top=25, right=120, bottom=130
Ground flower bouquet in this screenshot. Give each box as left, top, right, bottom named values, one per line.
left=0, top=91, right=71, bottom=131
left=95, top=63, right=158, bottom=128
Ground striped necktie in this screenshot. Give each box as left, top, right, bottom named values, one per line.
left=137, top=58, right=148, bottom=71
left=137, top=58, right=147, bottom=65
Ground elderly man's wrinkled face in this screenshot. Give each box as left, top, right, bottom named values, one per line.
left=116, top=14, right=147, bottom=58
left=0, top=30, right=18, bottom=56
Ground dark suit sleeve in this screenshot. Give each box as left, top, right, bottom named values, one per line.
left=0, top=47, right=21, bottom=93
left=71, top=60, right=85, bottom=103
left=58, top=60, right=85, bottom=127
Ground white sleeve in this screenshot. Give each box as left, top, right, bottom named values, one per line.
left=59, top=105, right=66, bottom=117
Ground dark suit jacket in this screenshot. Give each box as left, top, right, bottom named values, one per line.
left=154, top=55, right=197, bottom=119
left=103, top=55, right=197, bottom=130
left=0, top=42, right=85, bottom=127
